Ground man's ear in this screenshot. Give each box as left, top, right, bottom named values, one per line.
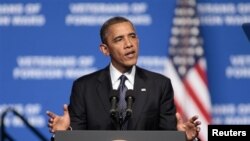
left=99, top=44, right=110, bottom=56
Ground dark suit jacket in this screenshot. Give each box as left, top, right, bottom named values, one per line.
left=68, top=65, right=177, bottom=130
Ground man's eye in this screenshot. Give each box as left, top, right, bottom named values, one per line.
left=114, top=38, right=122, bottom=42
left=130, top=34, right=137, bottom=38
left=131, top=35, right=136, bottom=38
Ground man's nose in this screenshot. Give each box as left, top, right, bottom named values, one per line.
left=124, top=38, right=133, bottom=48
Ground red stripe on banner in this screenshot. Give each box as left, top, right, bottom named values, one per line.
left=174, top=100, right=188, bottom=121
left=195, top=63, right=208, bottom=86
left=183, top=78, right=211, bottom=122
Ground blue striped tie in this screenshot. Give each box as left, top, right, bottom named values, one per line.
left=118, top=75, right=128, bottom=120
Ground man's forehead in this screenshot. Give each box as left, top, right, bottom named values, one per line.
left=107, top=22, right=135, bottom=35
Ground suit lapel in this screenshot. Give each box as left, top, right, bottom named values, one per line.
left=95, top=66, right=150, bottom=129
left=130, top=67, right=149, bottom=129
left=96, top=66, right=112, bottom=115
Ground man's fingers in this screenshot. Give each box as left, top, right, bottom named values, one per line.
left=48, top=122, right=53, bottom=128
left=47, top=118, right=54, bottom=124
left=197, top=127, right=201, bottom=132
left=50, top=129, right=55, bottom=133
left=190, top=115, right=198, bottom=123
left=194, top=121, right=201, bottom=126
left=63, top=104, right=69, bottom=116
left=176, top=112, right=183, bottom=124
left=46, top=111, right=57, bottom=118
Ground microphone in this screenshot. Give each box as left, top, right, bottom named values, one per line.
left=125, top=90, right=135, bottom=117
left=109, top=90, right=119, bottom=117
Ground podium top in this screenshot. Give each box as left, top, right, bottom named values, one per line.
left=55, top=130, right=186, bottom=141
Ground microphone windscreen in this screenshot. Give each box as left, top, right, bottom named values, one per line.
left=125, top=90, right=135, bottom=101
left=110, top=90, right=119, bottom=101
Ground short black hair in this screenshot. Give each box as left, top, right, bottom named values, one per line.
left=100, top=16, right=134, bottom=44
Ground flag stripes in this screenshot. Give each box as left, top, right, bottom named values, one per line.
left=166, top=0, right=212, bottom=140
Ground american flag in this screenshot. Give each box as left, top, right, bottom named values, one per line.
left=165, top=0, right=212, bottom=141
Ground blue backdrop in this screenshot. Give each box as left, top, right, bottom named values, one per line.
left=1, top=0, right=250, bottom=140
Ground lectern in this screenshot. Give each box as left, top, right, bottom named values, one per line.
left=54, top=130, right=186, bottom=141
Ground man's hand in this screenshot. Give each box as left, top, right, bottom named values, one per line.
left=176, top=112, right=201, bottom=141
left=46, top=104, right=70, bottom=133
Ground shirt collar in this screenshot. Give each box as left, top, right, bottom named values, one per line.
left=110, top=63, right=136, bottom=89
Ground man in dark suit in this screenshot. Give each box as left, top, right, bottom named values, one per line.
left=47, top=16, right=200, bottom=141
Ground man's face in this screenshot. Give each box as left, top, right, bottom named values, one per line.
left=103, top=22, right=139, bottom=73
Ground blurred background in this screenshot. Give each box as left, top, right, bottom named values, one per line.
left=1, top=0, right=250, bottom=141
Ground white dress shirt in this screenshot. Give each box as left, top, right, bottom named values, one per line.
left=109, top=63, right=135, bottom=90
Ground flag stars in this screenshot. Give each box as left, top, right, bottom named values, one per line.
left=170, top=47, right=197, bottom=56
left=172, top=27, right=180, bottom=35
left=170, top=36, right=179, bottom=45
left=195, top=46, right=204, bottom=56
left=173, top=17, right=200, bottom=26
left=190, top=37, right=198, bottom=45
left=187, top=47, right=195, bottom=55
left=191, top=27, right=199, bottom=36
left=169, top=0, right=205, bottom=77
left=180, top=27, right=191, bottom=36
left=168, top=1, right=211, bottom=140
left=178, top=65, right=187, bottom=76
left=173, top=56, right=195, bottom=66
left=179, top=0, right=196, bottom=7
left=175, top=7, right=195, bottom=16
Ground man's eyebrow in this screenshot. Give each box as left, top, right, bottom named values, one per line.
left=112, top=32, right=136, bottom=41
left=113, top=35, right=123, bottom=41
left=129, top=32, right=137, bottom=36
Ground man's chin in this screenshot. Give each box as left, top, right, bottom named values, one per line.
left=125, top=61, right=137, bottom=67
left=126, top=58, right=137, bottom=65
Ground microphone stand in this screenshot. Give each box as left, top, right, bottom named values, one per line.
left=110, top=111, right=120, bottom=130
left=109, top=90, right=121, bottom=130
left=109, top=90, right=135, bottom=130
left=119, top=112, right=131, bottom=130
left=1, top=108, right=48, bottom=141
left=119, top=91, right=134, bottom=130
left=111, top=108, right=131, bottom=130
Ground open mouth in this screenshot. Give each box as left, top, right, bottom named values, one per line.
left=125, top=51, right=136, bottom=58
